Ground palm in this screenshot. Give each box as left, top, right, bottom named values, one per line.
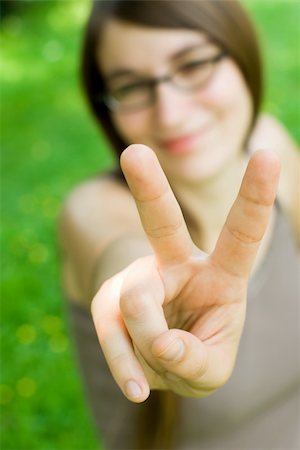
left=124, top=254, right=246, bottom=397
left=92, top=144, right=280, bottom=402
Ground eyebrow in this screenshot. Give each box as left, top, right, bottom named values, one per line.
left=105, top=41, right=210, bottom=82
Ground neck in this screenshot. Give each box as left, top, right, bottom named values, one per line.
left=171, top=153, right=248, bottom=253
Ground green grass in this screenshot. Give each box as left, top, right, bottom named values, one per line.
left=244, top=0, right=300, bottom=138
left=1, top=2, right=109, bottom=449
left=1, top=1, right=299, bottom=449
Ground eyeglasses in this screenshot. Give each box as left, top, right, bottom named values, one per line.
left=101, top=49, right=227, bottom=113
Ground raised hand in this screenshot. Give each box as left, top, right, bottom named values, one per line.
left=91, top=144, right=280, bottom=403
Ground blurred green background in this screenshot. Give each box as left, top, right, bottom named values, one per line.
left=1, top=1, right=299, bottom=449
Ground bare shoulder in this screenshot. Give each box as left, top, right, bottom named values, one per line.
left=58, top=174, right=143, bottom=304
left=59, top=174, right=138, bottom=236
left=249, top=112, right=299, bottom=152
left=249, top=113, right=300, bottom=244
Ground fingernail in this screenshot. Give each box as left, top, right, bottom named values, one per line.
left=125, top=380, right=142, bottom=400
left=158, top=339, right=184, bottom=361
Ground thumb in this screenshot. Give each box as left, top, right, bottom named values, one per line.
left=152, top=329, right=236, bottom=393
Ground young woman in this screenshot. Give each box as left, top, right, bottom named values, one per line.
left=59, top=1, right=299, bottom=449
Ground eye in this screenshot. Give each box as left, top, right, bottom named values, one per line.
left=112, top=81, right=149, bottom=100
left=173, top=56, right=217, bottom=89
left=178, top=59, right=207, bottom=74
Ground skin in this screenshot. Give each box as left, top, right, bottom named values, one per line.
left=59, top=21, right=299, bottom=403
left=92, top=145, right=280, bottom=401
left=97, top=21, right=253, bottom=185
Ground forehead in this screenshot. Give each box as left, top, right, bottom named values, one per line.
left=97, top=19, right=208, bottom=73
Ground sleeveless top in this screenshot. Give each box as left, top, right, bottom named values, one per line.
left=67, top=204, right=300, bottom=450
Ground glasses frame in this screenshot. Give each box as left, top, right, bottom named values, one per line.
left=101, top=49, right=228, bottom=113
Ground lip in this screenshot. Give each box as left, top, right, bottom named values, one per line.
left=159, top=123, right=212, bottom=155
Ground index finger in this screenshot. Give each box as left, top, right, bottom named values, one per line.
left=120, top=144, right=193, bottom=265
left=211, top=149, right=280, bottom=279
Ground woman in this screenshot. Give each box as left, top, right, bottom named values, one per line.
left=59, top=1, right=299, bottom=449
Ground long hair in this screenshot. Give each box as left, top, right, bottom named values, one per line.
left=80, top=1, right=264, bottom=448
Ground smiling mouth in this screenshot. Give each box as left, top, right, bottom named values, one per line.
left=159, top=124, right=212, bottom=155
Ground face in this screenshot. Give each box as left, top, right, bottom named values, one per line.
left=97, top=20, right=253, bottom=184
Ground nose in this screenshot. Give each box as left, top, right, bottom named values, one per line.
left=154, top=82, right=193, bottom=128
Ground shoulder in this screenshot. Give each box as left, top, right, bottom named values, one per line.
left=59, top=174, right=138, bottom=237
left=61, top=174, right=129, bottom=215
left=58, top=174, right=144, bottom=304
left=58, top=173, right=144, bottom=259
left=249, top=113, right=299, bottom=152
left=249, top=113, right=300, bottom=245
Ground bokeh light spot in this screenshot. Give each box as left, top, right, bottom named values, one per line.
left=42, top=40, right=64, bottom=62
left=42, top=315, right=63, bottom=335
left=69, top=2, right=90, bottom=25
left=28, top=243, right=49, bottom=264
left=16, top=378, right=36, bottom=398
left=41, top=196, right=60, bottom=219
left=10, top=232, right=35, bottom=257
left=49, top=333, right=69, bottom=353
left=16, top=324, right=37, bottom=344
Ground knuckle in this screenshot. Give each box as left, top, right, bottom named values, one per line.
left=225, top=222, right=261, bottom=245
left=109, top=351, right=128, bottom=369
left=186, top=357, right=209, bottom=382
left=239, top=189, right=273, bottom=208
left=144, top=220, right=182, bottom=239
left=120, top=291, right=149, bottom=320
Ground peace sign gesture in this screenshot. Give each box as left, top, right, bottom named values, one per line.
left=91, top=144, right=280, bottom=403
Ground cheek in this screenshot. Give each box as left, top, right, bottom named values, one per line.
left=112, top=112, right=150, bottom=145
left=199, top=63, right=253, bottom=132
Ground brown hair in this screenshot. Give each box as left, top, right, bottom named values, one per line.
left=80, top=1, right=263, bottom=448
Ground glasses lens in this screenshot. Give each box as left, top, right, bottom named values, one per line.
left=104, top=51, right=225, bottom=112
left=109, top=82, right=151, bottom=111
left=174, top=60, right=215, bottom=90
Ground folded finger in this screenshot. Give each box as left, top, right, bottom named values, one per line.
left=120, top=258, right=169, bottom=371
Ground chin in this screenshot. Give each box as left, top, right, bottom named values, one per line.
left=168, top=148, right=238, bottom=185
left=167, top=162, right=219, bottom=184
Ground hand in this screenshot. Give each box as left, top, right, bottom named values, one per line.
left=91, top=144, right=280, bottom=403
